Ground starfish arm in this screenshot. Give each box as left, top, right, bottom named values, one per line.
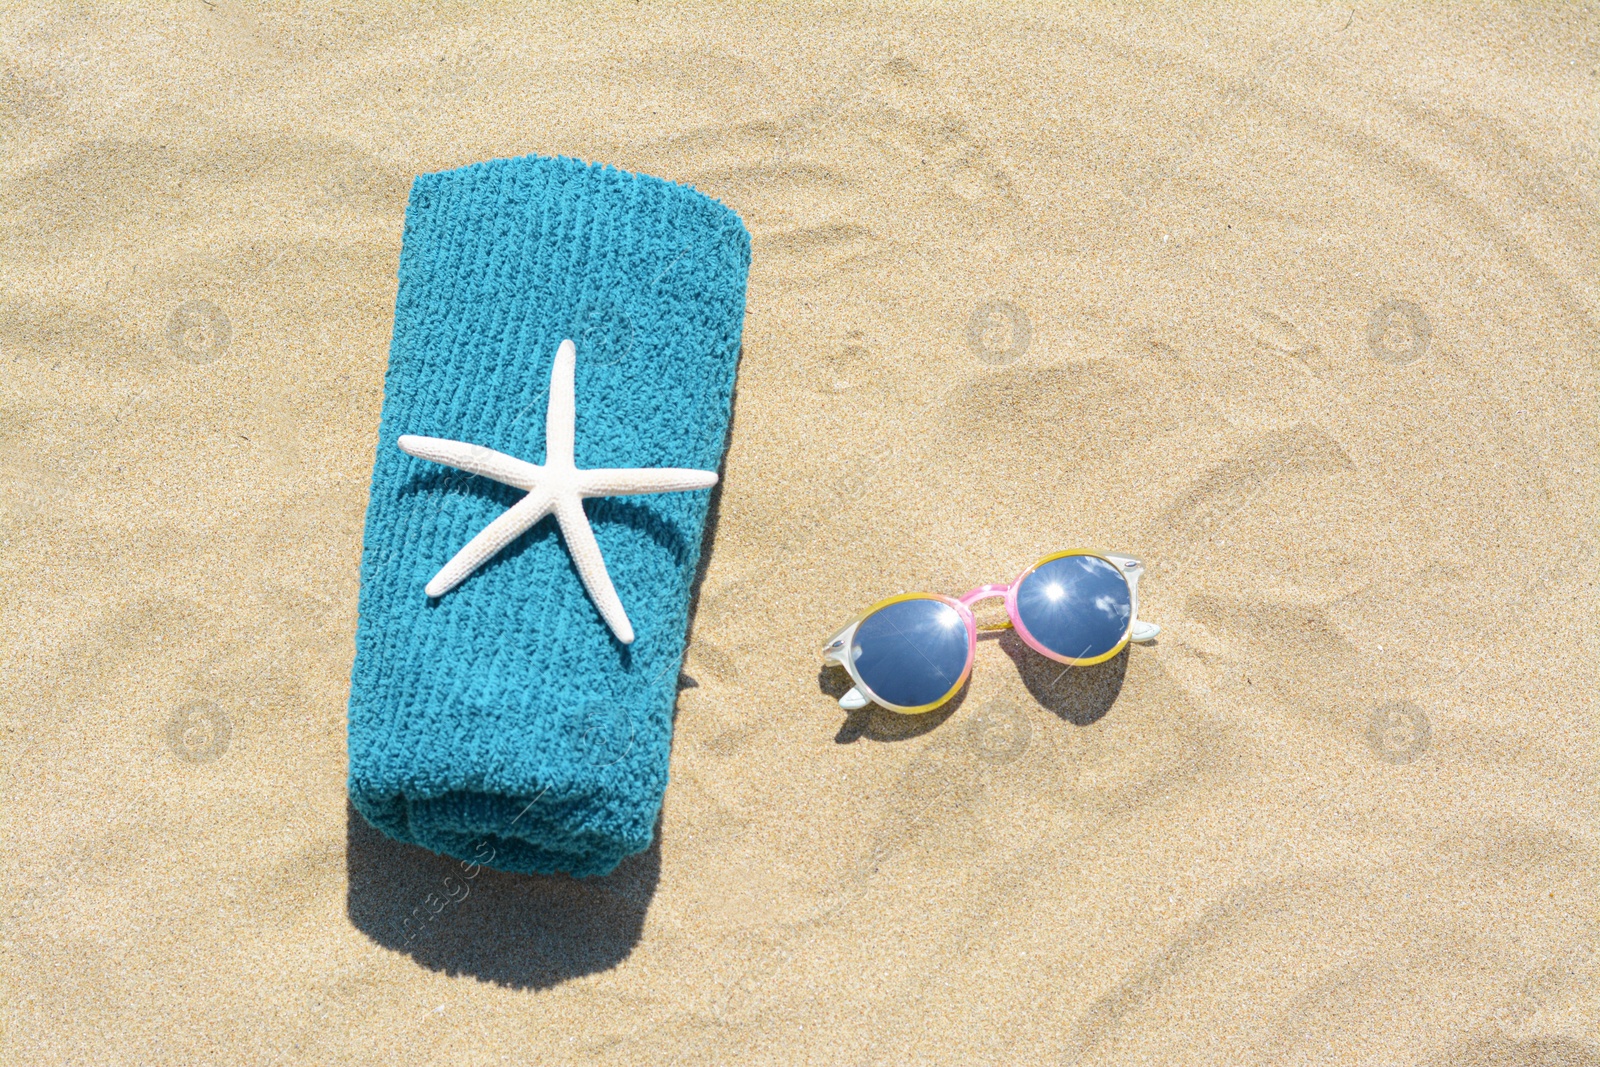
left=578, top=467, right=719, bottom=498
left=544, top=339, right=577, bottom=468
left=553, top=495, right=635, bottom=644
left=424, top=490, right=554, bottom=598
left=398, top=435, right=544, bottom=491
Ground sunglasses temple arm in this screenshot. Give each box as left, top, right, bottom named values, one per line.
left=820, top=625, right=871, bottom=710
left=1115, top=555, right=1161, bottom=643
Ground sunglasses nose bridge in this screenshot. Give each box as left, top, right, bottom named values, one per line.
left=958, top=583, right=1011, bottom=608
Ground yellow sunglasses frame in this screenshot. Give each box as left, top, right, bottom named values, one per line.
left=822, top=549, right=1154, bottom=714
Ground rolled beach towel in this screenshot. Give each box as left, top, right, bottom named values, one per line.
left=347, top=154, right=750, bottom=876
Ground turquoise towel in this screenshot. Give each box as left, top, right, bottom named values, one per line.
left=347, top=154, right=750, bottom=877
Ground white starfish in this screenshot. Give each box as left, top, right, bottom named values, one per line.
left=397, top=338, right=717, bottom=645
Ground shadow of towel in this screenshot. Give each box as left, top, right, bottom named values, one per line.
left=344, top=800, right=660, bottom=990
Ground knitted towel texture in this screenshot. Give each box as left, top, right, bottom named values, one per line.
left=347, top=155, right=750, bottom=877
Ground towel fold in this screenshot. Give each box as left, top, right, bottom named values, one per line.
left=347, top=154, right=750, bottom=876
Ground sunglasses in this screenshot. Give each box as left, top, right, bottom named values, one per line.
left=822, top=550, right=1160, bottom=714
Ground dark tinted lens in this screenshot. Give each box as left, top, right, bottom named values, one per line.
left=1014, top=554, right=1131, bottom=661
left=850, top=597, right=969, bottom=709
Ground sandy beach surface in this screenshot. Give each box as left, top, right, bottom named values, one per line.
left=3, top=3, right=1597, bottom=1064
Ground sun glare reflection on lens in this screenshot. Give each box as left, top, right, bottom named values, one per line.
left=1013, top=555, right=1132, bottom=662
left=851, top=597, right=971, bottom=709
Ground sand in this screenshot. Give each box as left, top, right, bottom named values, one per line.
left=2, top=3, right=1598, bottom=1064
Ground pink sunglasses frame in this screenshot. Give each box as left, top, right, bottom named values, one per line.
left=822, top=549, right=1160, bottom=714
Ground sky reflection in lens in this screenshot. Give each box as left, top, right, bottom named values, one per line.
left=851, top=596, right=969, bottom=709
left=1014, top=554, right=1131, bottom=661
